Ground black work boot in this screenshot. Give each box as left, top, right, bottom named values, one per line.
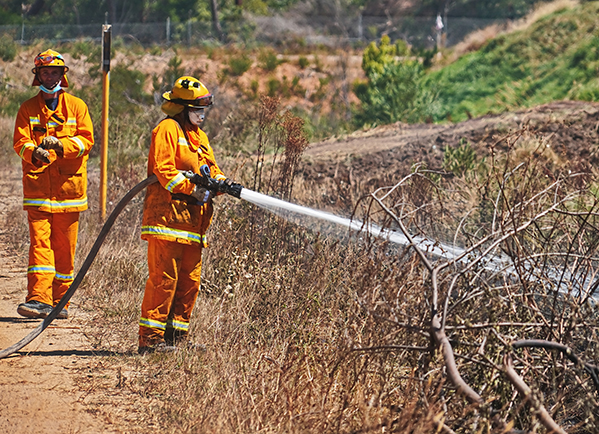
left=164, top=328, right=188, bottom=346
left=17, top=300, right=53, bottom=319
left=165, top=328, right=206, bottom=352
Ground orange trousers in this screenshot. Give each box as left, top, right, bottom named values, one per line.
left=139, top=238, right=203, bottom=348
left=26, top=208, right=79, bottom=308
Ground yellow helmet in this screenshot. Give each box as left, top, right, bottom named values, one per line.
left=162, top=76, right=213, bottom=108
left=31, top=49, right=69, bottom=87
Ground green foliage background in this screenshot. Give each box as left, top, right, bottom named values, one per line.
left=354, top=1, right=599, bottom=126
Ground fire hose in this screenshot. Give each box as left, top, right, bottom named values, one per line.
left=0, top=166, right=242, bottom=360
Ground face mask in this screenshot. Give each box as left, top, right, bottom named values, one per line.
left=188, top=108, right=205, bottom=126
left=39, top=83, right=62, bottom=94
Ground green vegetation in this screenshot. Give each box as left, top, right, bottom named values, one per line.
left=227, top=52, right=253, bottom=76
left=0, top=34, right=16, bottom=61
left=443, top=138, right=481, bottom=178
left=355, top=2, right=599, bottom=126
left=258, top=47, right=281, bottom=72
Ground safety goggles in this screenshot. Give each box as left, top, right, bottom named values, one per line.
left=34, top=54, right=64, bottom=67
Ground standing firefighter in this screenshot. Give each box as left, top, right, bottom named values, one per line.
left=138, top=76, right=241, bottom=354
left=13, top=49, right=94, bottom=319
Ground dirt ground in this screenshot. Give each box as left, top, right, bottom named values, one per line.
left=1, top=99, right=599, bottom=431
left=0, top=166, right=122, bottom=433
left=302, top=100, right=599, bottom=189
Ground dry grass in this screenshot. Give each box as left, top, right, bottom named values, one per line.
left=79, top=123, right=598, bottom=432
left=3, top=109, right=597, bottom=432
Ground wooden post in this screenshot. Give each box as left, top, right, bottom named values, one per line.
left=100, top=24, right=111, bottom=220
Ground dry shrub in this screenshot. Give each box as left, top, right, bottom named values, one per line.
left=71, top=124, right=598, bottom=433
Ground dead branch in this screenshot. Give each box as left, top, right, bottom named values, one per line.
left=503, top=354, right=567, bottom=434
left=512, top=339, right=599, bottom=393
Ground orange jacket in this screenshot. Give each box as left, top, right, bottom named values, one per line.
left=141, top=118, right=226, bottom=247
left=13, top=91, right=94, bottom=213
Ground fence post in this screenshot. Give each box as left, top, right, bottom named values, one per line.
left=358, top=13, right=363, bottom=40
left=100, top=24, right=111, bottom=220
left=166, top=17, right=171, bottom=45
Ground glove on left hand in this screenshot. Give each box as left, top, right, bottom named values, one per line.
left=191, top=185, right=212, bottom=205
left=41, top=136, right=64, bottom=156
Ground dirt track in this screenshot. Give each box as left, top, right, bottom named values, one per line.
left=0, top=167, right=121, bottom=434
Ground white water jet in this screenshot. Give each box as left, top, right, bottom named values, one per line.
left=240, top=188, right=598, bottom=301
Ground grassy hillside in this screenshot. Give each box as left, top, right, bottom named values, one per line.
left=420, top=1, right=599, bottom=123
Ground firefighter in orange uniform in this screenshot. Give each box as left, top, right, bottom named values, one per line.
left=13, top=49, right=94, bottom=319
left=138, top=76, right=238, bottom=354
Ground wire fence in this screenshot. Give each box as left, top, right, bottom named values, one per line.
left=0, top=15, right=509, bottom=49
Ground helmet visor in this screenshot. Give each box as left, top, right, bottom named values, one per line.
left=34, top=54, right=64, bottom=67
left=192, top=94, right=214, bottom=107
left=168, top=94, right=214, bottom=108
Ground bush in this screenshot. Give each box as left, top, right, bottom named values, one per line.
left=68, top=38, right=100, bottom=60
left=258, top=48, right=280, bottom=72
left=267, top=78, right=280, bottom=96
left=443, top=138, right=477, bottom=177
left=228, top=53, right=252, bottom=76
left=353, top=59, right=424, bottom=126
left=0, top=35, right=17, bottom=62
left=297, top=56, right=309, bottom=69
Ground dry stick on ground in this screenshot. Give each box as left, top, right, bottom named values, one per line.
left=503, top=354, right=567, bottom=434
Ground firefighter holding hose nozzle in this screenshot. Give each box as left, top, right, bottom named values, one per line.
left=138, top=76, right=242, bottom=355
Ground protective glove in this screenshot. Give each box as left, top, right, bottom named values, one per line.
left=190, top=185, right=212, bottom=205
left=41, top=136, right=64, bottom=156
left=32, top=146, right=50, bottom=164
left=181, top=170, right=195, bottom=179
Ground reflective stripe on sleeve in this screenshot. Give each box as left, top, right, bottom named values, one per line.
left=19, top=143, right=36, bottom=159
left=165, top=172, right=186, bottom=192
left=71, top=136, right=86, bottom=157
left=140, top=317, right=167, bottom=330
left=178, top=137, right=189, bottom=147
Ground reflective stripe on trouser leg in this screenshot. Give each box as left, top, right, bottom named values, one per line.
left=27, top=209, right=55, bottom=305
left=50, top=212, right=79, bottom=308
left=139, top=238, right=203, bottom=347
left=165, top=241, right=203, bottom=341
left=139, top=238, right=179, bottom=347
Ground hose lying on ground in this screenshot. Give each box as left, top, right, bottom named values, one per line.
left=0, top=175, right=158, bottom=360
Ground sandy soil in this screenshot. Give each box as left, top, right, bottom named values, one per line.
left=0, top=167, right=122, bottom=434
